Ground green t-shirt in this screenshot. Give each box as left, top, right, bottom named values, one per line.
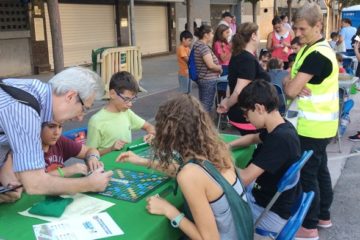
left=86, top=108, right=145, bottom=150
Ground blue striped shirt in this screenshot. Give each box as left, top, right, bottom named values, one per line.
left=0, top=79, right=52, bottom=172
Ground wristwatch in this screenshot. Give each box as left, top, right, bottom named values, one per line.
left=170, top=213, right=185, bottom=228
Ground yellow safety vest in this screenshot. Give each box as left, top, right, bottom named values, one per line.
left=290, top=40, right=339, bottom=138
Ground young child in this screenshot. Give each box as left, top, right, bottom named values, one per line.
left=287, top=53, right=297, bottom=72
left=329, top=32, right=346, bottom=53
left=267, top=58, right=289, bottom=91
left=259, top=49, right=272, bottom=71
left=228, top=80, right=301, bottom=233
left=117, top=94, right=249, bottom=239
left=177, top=30, right=193, bottom=93
left=336, top=52, right=346, bottom=73
left=87, top=71, right=155, bottom=156
left=290, top=37, right=302, bottom=53
left=42, top=121, right=103, bottom=177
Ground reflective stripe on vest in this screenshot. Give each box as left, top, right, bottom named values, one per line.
left=291, top=40, right=339, bottom=138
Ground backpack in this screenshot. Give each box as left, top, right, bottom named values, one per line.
left=179, top=159, right=254, bottom=240
left=0, top=80, right=40, bottom=135
left=188, top=47, right=198, bottom=82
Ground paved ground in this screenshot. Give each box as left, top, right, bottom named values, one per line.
left=21, top=54, right=360, bottom=239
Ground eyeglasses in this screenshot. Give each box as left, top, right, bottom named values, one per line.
left=241, top=108, right=250, bottom=118
left=77, top=94, right=90, bottom=114
left=115, top=91, right=137, bottom=104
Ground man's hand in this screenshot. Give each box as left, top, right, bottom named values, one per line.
left=86, top=168, right=113, bottom=192
left=298, top=86, right=312, bottom=97
left=111, top=140, right=127, bottom=151
left=0, top=182, right=23, bottom=203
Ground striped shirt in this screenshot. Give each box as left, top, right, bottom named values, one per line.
left=0, top=79, right=52, bottom=172
left=193, top=40, right=220, bottom=80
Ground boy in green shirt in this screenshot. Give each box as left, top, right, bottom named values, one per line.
left=87, top=71, right=155, bottom=156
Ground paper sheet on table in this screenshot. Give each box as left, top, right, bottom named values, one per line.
left=19, top=193, right=115, bottom=222
left=33, top=212, right=123, bottom=240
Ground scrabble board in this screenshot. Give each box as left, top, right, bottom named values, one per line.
left=99, top=168, right=170, bottom=202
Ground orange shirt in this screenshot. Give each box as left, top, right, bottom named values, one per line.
left=177, top=45, right=190, bottom=77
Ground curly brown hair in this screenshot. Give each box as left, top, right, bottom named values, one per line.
left=152, top=94, right=233, bottom=171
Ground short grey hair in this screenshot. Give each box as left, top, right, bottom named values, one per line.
left=293, top=2, right=323, bottom=27
left=49, top=67, right=104, bottom=100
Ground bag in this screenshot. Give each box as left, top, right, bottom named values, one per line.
left=188, top=47, right=198, bottom=82
left=0, top=80, right=40, bottom=135
left=181, top=159, right=254, bottom=240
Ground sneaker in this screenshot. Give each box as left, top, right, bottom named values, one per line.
left=317, top=219, right=333, bottom=228
left=349, top=132, right=360, bottom=142
left=295, top=227, right=319, bottom=240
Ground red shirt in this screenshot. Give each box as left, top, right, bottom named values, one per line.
left=45, top=136, right=82, bottom=172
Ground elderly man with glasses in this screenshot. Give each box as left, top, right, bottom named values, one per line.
left=0, top=67, right=113, bottom=203
left=87, top=71, right=155, bottom=156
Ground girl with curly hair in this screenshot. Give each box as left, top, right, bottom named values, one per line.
left=117, top=94, right=246, bottom=239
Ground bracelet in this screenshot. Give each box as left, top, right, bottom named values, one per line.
left=86, top=154, right=100, bottom=161
left=170, top=213, right=185, bottom=228
left=57, top=167, right=65, bottom=177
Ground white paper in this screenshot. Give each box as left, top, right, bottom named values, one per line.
left=19, top=193, right=115, bottom=222
left=33, top=212, right=123, bottom=240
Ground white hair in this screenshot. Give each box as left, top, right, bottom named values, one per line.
left=49, top=67, right=104, bottom=100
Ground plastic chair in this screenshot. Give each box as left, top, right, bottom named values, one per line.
left=256, top=191, right=315, bottom=240
left=62, top=127, right=88, bottom=144
left=255, top=150, right=314, bottom=229
left=272, top=84, right=287, bottom=117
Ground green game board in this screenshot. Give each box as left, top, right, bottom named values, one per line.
left=99, top=169, right=170, bottom=202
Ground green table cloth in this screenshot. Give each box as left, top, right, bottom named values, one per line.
left=0, top=134, right=254, bottom=240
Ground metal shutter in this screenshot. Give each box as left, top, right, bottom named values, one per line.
left=134, top=5, right=168, bottom=55
left=45, top=3, right=116, bottom=69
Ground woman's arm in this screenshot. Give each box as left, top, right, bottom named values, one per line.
left=217, top=78, right=251, bottom=113
left=203, top=54, right=222, bottom=72
left=116, top=151, right=179, bottom=177
left=354, top=42, right=360, bottom=61
left=266, top=32, right=273, bottom=51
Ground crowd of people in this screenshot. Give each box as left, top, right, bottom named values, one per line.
left=0, top=2, right=349, bottom=240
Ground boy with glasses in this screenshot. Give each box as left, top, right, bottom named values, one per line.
left=87, top=71, right=155, bottom=156
left=227, top=80, right=301, bottom=234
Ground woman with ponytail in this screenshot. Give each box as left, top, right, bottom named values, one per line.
left=217, top=22, right=270, bottom=135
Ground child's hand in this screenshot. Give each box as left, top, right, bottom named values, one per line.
left=111, top=140, right=127, bottom=151
left=116, top=151, right=145, bottom=165
left=143, top=133, right=155, bottom=144
left=87, top=157, right=104, bottom=172
left=64, top=163, right=88, bottom=176
left=146, top=195, right=179, bottom=218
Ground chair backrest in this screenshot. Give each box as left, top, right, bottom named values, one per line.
left=275, top=191, right=315, bottom=240
left=272, top=84, right=287, bottom=116
left=62, top=127, right=88, bottom=144
left=255, top=150, right=313, bottom=227
left=277, top=150, right=313, bottom=192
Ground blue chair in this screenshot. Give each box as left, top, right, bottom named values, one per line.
left=275, top=191, right=315, bottom=240
left=255, top=150, right=314, bottom=229
left=62, top=127, right=88, bottom=144
left=272, top=84, right=287, bottom=117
